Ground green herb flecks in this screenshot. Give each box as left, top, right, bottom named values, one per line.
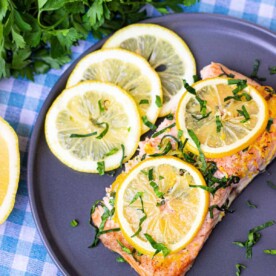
left=150, top=181, right=165, bottom=198
left=129, top=192, right=147, bottom=237
left=151, top=123, right=176, bottom=138
left=105, top=147, right=119, bottom=157
left=142, top=116, right=157, bottom=130
left=148, top=168, right=154, bottom=181
left=117, top=240, right=132, bottom=254
left=98, top=100, right=105, bottom=113
left=190, top=175, right=240, bottom=196
left=183, top=80, right=196, bottom=95
left=177, top=130, right=183, bottom=139
left=70, top=219, right=79, bottom=227
left=193, top=74, right=201, bottom=82
left=246, top=200, right=257, bottom=208
left=269, top=66, right=276, bottom=75
left=139, top=99, right=149, bottom=105
left=267, top=180, right=276, bottom=189
left=96, top=122, right=109, bottom=139
left=155, top=95, right=162, bottom=107
left=120, top=144, right=125, bottom=168
left=149, top=141, right=172, bottom=157
left=208, top=204, right=234, bottom=219
left=250, top=59, right=266, bottom=81
left=219, top=66, right=235, bottom=78
left=97, top=161, right=105, bottom=175
left=215, top=115, right=223, bottom=133
left=266, top=118, right=273, bottom=132
left=166, top=113, right=174, bottom=120
left=70, top=131, right=97, bottom=138
left=237, top=105, right=250, bottom=123
left=187, top=129, right=207, bottom=172
left=116, top=256, right=126, bottom=262
left=228, top=79, right=248, bottom=95
left=235, top=264, right=246, bottom=276
left=89, top=201, right=120, bottom=248
left=224, top=92, right=252, bottom=102
left=192, top=111, right=212, bottom=121
left=196, top=95, right=207, bottom=116
left=233, top=220, right=276, bottom=258
left=264, top=249, right=276, bottom=255
left=144, top=233, right=171, bottom=257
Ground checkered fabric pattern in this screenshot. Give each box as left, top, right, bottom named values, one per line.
left=0, top=0, right=275, bottom=275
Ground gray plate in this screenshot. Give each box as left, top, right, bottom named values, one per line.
left=28, top=13, right=276, bottom=276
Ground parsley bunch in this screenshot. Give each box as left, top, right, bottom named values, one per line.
left=0, top=0, right=198, bottom=80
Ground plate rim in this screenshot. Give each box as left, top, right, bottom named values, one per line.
left=27, top=12, right=276, bottom=275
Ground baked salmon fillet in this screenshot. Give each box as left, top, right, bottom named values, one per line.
left=91, top=63, right=276, bottom=276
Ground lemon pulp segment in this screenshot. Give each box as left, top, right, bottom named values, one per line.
left=116, top=157, right=209, bottom=255
left=0, top=117, right=20, bottom=224
left=45, top=81, right=141, bottom=172
left=176, top=78, right=269, bottom=158
left=67, top=49, right=162, bottom=134
left=103, top=23, right=196, bottom=116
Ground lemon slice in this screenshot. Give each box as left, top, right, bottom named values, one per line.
left=0, top=117, right=20, bottom=224
left=115, top=156, right=209, bottom=255
left=66, top=48, right=162, bottom=134
left=176, top=77, right=269, bottom=158
left=45, top=81, right=141, bottom=173
left=103, top=23, right=196, bottom=116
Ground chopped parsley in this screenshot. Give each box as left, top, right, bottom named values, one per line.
left=70, top=131, right=97, bottom=138
left=120, top=144, right=125, bottom=168
left=142, top=116, right=157, bottom=130
left=117, top=240, right=132, bottom=254
left=228, top=79, right=247, bottom=94
left=187, top=129, right=207, bottom=171
left=116, top=256, right=126, bottom=263
left=250, top=59, right=266, bottom=81
left=144, top=233, right=170, bottom=257
left=177, top=129, right=183, bottom=139
left=269, top=66, right=276, bottom=75
left=235, top=264, right=246, bottom=276
left=208, top=204, right=234, bottom=219
left=139, top=99, right=149, bottom=105
left=233, top=220, right=276, bottom=258
left=96, top=122, right=109, bottom=139
left=70, top=219, right=79, bottom=227
left=97, top=161, right=105, bottom=175
left=267, top=180, right=276, bottom=190
left=129, top=192, right=147, bottom=237
left=150, top=181, right=164, bottom=198
left=193, top=74, right=201, bottom=82
left=266, top=118, right=273, bottom=132
left=98, top=100, right=105, bottom=113
left=155, top=95, right=162, bottom=107
left=246, top=200, right=257, bottom=208
left=149, top=141, right=172, bottom=157
left=183, top=79, right=196, bottom=95
left=151, top=123, right=176, bottom=138
left=219, top=66, right=235, bottom=78
left=237, top=105, right=250, bottom=123
left=166, top=113, right=174, bottom=120
left=104, top=147, right=119, bottom=157
left=264, top=249, right=276, bottom=255
left=215, top=115, right=223, bottom=133
left=192, top=111, right=211, bottom=121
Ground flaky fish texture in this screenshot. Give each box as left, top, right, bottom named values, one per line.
left=92, top=63, right=276, bottom=276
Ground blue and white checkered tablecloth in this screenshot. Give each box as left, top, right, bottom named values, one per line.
left=0, top=0, right=275, bottom=275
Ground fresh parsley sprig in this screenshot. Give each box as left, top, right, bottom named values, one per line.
left=0, top=0, right=198, bottom=80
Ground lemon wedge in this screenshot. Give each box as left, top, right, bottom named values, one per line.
left=176, top=77, right=269, bottom=158
left=67, top=48, right=162, bottom=134
left=103, top=23, right=196, bottom=116
left=0, top=116, right=20, bottom=224
left=45, top=81, right=141, bottom=173
left=115, top=156, right=209, bottom=256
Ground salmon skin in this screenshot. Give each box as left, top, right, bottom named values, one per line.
left=91, top=63, right=276, bottom=276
